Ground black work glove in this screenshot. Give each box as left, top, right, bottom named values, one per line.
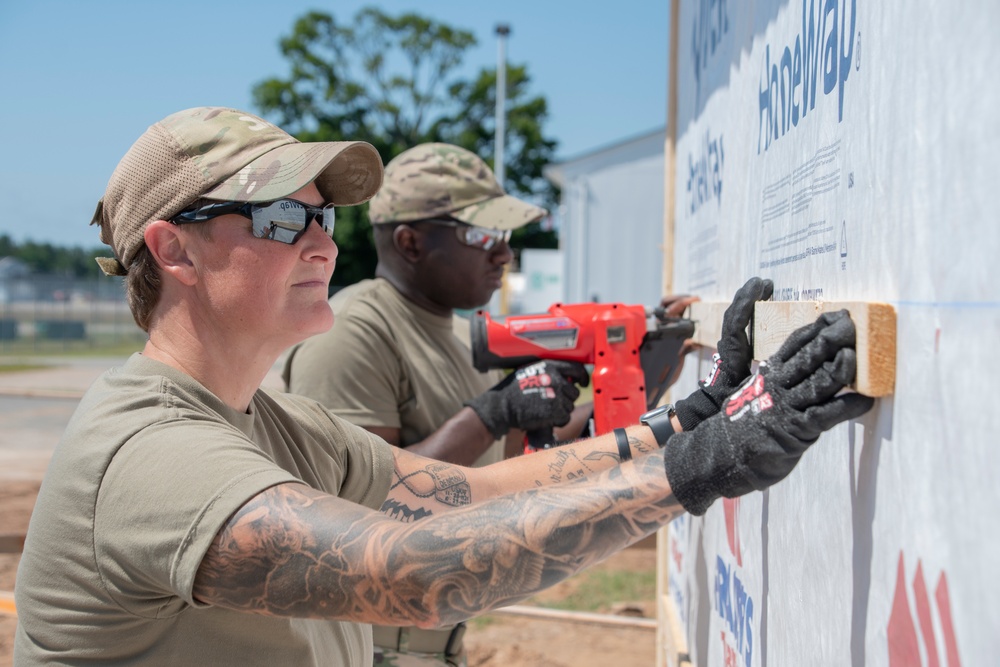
left=466, top=360, right=591, bottom=439
left=664, top=310, right=875, bottom=515
left=674, top=277, right=775, bottom=431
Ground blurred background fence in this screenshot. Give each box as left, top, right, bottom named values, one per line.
left=0, top=271, right=145, bottom=354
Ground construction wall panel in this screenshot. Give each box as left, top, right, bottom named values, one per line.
left=664, top=1, right=997, bottom=665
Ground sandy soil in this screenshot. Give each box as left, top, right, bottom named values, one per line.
left=464, top=546, right=659, bottom=667
left=0, top=480, right=36, bottom=665
left=0, top=480, right=658, bottom=667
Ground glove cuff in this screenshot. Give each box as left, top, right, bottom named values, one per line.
left=674, top=390, right=720, bottom=431
left=675, top=365, right=753, bottom=431
left=662, top=431, right=721, bottom=516
left=662, top=429, right=759, bottom=516
left=463, top=395, right=508, bottom=440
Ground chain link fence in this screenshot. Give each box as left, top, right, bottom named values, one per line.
left=0, top=273, right=145, bottom=353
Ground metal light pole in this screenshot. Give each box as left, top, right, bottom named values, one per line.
left=494, top=23, right=510, bottom=189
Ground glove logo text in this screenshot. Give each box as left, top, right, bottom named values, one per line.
left=702, top=353, right=723, bottom=387
left=516, top=364, right=557, bottom=399
left=725, top=374, right=774, bottom=421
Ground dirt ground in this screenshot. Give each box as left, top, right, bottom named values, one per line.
left=0, top=480, right=37, bottom=666
left=0, top=480, right=659, bottom=667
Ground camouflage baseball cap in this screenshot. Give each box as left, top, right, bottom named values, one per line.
left=90, top=106, right=384, bottom=276
left=368, top=143, right=546, bottom=230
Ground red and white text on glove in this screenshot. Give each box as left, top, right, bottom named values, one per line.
left=702, top=353, right=723, bottom=387
left=515, top=364, right=556, bottom=399
left=724, top=374, right=773, bottom=421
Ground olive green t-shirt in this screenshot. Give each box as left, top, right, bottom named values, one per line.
left=14, top=354, right=394, bottom=666
left=284, top=278, right=505, bottom=466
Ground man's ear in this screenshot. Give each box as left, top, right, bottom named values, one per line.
left=144, top=220, right=198, bottom=286
left=392, top=224, right=423, bottom=264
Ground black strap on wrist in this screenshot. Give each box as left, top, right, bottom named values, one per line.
left=641, top=404, right=677, bottom=447
left=614, top=428, right=631, bottom=462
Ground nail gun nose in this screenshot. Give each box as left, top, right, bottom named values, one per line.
left=650, top=306, right=677, bottom=327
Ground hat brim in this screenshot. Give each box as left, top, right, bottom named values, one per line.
left=449, top=193, right=547, bottom=231
left=202, top=141, right=383, bottom=206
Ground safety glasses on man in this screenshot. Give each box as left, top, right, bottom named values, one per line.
left=172, top=199, right=336, bottom=245
left=413, top=218, right=512, bottom=251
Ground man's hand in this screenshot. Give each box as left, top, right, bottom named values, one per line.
left=654, top=294, right=701, bottom=390
left=658, top=294, right=700, bottom=319
left=674, top=277, right=774, bottom=431
left=663, top=310, right=875, bottom=515
left=466, top=360, right=591, bottom=439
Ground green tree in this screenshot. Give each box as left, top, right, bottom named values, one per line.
left=0, top=234, right=111, bottom=278
left=0, top=234, right=15, bottom=258
left=253, top=7, right=559, bottom=288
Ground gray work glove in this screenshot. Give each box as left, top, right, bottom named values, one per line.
left=664, top=310, right=875, bottom=515
left=466, top=360, right=591, bottom=439
left=674, top=277, right=775, bottom=431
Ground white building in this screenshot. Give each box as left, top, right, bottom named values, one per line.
left=545, top=128, right=667, bottom=308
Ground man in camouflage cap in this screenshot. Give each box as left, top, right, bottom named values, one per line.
left=16, top=107, right=874, bottom=667
left=285, top=143, right=593, bottom=665
left=285, top=142, right=593, bottom=467
left=368, top=142, right=547, bottom=228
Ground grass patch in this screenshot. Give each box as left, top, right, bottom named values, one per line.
left=468, top=564, right=656, bottom=630
left=529, top=567, right=657, bottom=614
left=469, top=615, right=499, bottom=629
left=0, top=363, right=49, bottom=374
left=0, top=338, right=145, bottom=359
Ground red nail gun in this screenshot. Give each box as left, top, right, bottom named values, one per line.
left=470, top=302, right=695, bottom=450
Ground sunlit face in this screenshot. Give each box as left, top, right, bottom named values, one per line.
left=186, top=182, right=338, bottom=349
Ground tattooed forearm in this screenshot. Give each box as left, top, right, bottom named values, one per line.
left=627, top=432, right=659, bottom=457
left=381, top=497, right=432, bottom=523
left=390, top=461, right=470, bottom=506
left=193, top=449, right=682, bottom=628
left=536, top=445, right=613, bottom=486
left=378, top=459, right=472, bottom=521
left=531, top=435, right=660, bottom=486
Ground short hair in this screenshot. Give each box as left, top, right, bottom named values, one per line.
left=125, top=246, right=161, bottom=333
left=125, top=216, right=214, bottom=332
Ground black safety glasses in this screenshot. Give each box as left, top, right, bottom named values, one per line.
left=172, top=199, right=336, bottom=245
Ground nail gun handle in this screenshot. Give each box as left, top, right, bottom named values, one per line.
left=524, top=428, right=556, bottom=454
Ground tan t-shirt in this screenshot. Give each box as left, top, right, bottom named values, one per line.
left=14, top=354, right=394, bottom=666
left=284, top=278, right=505, bottom=466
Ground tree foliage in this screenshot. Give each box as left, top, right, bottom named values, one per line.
left=0, top=234, right=111, bottom=277
left=253, top=7, right=559, bottom=287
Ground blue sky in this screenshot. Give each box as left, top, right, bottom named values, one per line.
left=0, top=0, right=669, bottom=249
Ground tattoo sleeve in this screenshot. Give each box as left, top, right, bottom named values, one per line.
left=380, top=460, right=472, bottom=522
left=193, top=448, right=682, bottom=627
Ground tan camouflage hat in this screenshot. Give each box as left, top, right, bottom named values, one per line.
left=367, top=143, right=546, bottom=230
left=90, top=106, right=384, bottom=276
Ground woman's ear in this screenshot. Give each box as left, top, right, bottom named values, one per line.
left=144, top=220, right=198, bottom=286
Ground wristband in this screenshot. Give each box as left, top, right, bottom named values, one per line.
left=639, top=403, right=676, bottom=447
left=613, top=428, right=631, bottom=462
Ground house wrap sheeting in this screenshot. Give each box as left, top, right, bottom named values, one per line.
left=665, top=1, right=997, bottom=666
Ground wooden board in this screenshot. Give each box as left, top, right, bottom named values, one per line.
left=687, top=301, right=896, bottom=397
left=658, top=592, right=691, bottom=667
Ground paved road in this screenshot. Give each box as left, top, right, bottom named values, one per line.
left=0, top=361, right=111, bottom=481
left=0, top=357, right=287, bottom=481
left=0, top=395, right=79, bottom=481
